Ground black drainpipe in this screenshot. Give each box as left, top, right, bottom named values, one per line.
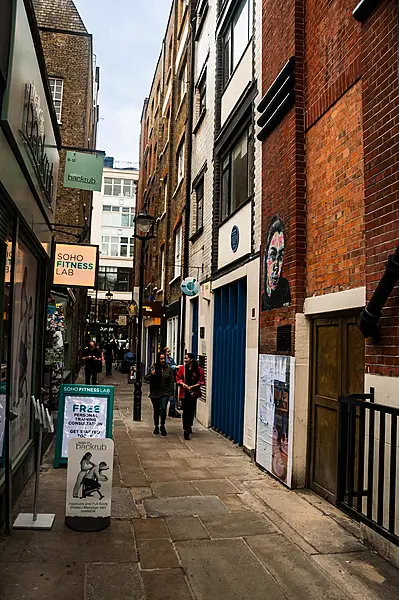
left=180, top=8, right=197, bottom=361
left=359, top=244, right=399, bottom=342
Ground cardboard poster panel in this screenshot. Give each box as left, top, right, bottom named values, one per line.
left=54, top=384, right=114, bottom=467
left=66, top=438, right=114, bottom=519
left=256, top=354, right=295, bottom=488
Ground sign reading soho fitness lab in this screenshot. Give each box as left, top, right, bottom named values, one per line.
left=53, top=243, right=98, bottom=288
left=54, top=384, right=114, bottom=467
left=63, top=151, right=103, bottom=192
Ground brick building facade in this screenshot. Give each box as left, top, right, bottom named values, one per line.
left=258, top=0, right=399, bottom=499
left=33, top=0, right=99, bottom=381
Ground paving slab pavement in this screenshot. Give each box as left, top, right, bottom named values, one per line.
left=2, top=371, right=399, bottom=600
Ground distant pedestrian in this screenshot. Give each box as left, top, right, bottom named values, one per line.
left=95, top=343, right=103, bottom=375
left=164, top=346, right=180, bottom=418
left=82, top=341, right=102, bottom=384
left=104, top=338, right=116, bottom=377
left=176, top=353, right=205, bottom=440
left=144, top=352, right=174, bottom=436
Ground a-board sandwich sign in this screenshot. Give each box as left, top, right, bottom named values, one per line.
left=66, top=438, right=114, bottom=532
left=54, top=384, right=114, bottom=468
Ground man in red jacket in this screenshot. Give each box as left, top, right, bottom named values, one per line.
left=176, top=353, right=205, bottom=440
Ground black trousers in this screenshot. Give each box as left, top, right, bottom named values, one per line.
left=85, top=368, right=98, bottom=385
left=182, top=394, right=196, bottom=431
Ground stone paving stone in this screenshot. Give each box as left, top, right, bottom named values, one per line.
left=151, top=481, right=201, bottom=497
left=253, top=488, right=366, bottom=554
left=120, top=471, right=148, bottom=487
left=1, top=562, right=84, bottom=600
left=142, top=568, right=192, bottom=600
left=111, top=487, right=140, bottom=518
left=246, top=534, right=347, bottom=600
left=176, top=538, right=287, bottom=600
left=209, top=467, right=266, bottom=480
left=172, top=468, right=217, bottom=481
left=167, top=449, right=197, bottom=459
left=201, top=512, right=276, bottom=539
left=136, top=450, right=170, bottom=460
left=0, top=521, right=138, bottom=563
left=185, top=457, right=219, bottom=468
left=130, top=487, right=153, bottom=500
left=133, top=518, right=169, bottom=540
left=166, top=516, right=210, bottom=541
left=141, top=459, right=190, bottom=469
left=144, top=495, right=230, bottom=518
left=84, top=563, right=145, bottom=600
left=118, top=455, right=142, bottom=469
left=137, top=539, right=180, bottom=569
left=313, top=551, right=399, bottom=600
left=218, top=494, right=252, bottom=512
left=146, top=468, right=177, bottom=482
left=214, top=456, right=253, bottom=467
left=192, top=479, right=240, bottom=495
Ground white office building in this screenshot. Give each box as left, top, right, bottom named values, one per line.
left=88, top=164, right=139, bottom=345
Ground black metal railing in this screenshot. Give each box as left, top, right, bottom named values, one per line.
left=337, top=388, right=399, bottom=546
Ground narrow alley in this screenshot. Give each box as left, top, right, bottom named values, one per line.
left=1, top=372, right=398, bottom=600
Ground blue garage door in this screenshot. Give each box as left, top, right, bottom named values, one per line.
left=211, top=278, right=246, bottom=445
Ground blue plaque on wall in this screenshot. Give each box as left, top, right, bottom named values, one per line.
left=231, top=225, right=239, bottom=253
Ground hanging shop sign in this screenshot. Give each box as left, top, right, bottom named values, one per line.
left=142, top=301, right=163, bottom=318
left=53, top=243, right=98, bottom=288
left=181, top=277, right=200, bottom=297
left=118, top=315, right=127, bottom=326
left=63, top=151, right=104, bottom=192
left=256, top=354, right=295, bottom=488
left=54, top=384, right=114, bottom=468
left=65, top=437, right=114, bottom=532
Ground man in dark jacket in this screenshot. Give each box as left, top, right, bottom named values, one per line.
left=144, top=352, right=174, bottom=436
left=82, top=341, right=102, bottom=384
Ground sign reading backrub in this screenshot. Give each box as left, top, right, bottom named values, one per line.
left=63, top=151, right=103, bottom=192
left=53, top=243, right=98, bottom=287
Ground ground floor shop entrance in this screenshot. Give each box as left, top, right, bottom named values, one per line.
left=309, top=312, right=365, bottom=503
left=211, top=278, right=246, bottom=445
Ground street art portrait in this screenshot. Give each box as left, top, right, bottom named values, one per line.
left=262, top=215, right=291, bottom=311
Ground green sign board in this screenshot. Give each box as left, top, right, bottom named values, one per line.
left=54, top=384, right=114, bottom=467
left=63, top=151, right=104, bottom=192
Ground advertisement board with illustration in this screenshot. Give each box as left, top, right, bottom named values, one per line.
left=256, top=354, right=295, bottom=488
left=66, top=438, right=114, bottom=519
left=54, top=384, right=114, bottom=467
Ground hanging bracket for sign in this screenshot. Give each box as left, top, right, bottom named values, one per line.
left=54, top=384, right=114, bottom=468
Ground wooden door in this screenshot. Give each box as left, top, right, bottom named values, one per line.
left=309, top=314, right=365, bottom=503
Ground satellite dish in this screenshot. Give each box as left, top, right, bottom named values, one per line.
left=181, top=277, right=200, bottom=297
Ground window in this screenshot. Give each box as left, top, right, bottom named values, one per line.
left=100, top=235, right=134, bottom=257
left=167, top=316, right=179, bottom=360
left=179, top=62, right=187, bottom=104
left=195, top=177, right=204, bottom=231
left=98, top=267, right=133, bottom=291
left=222, top=0, right=252, bottom=87
left=160, top=246, right=165, bottom=290
left=102, top=205, right=134, bottom=228
left=163, top=177, right=168, bottom=213
left=173, top=225, right=182, bottom=279
left=49, top=77, right=63, bottom=122
left=221, top=127, right=253, bottom=220
left=104, top=177, right=136, bottom=198
left=177, top=141, right=185, bottom=183
left=198, top=71, right=206, bottom=115
left=121, top=207, right=135, bottom=227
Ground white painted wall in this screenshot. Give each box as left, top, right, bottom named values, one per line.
left=221, top=42, right=253, bottom=127
left=218, top=202, right=251, bottom=269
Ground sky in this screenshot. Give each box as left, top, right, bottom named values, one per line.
left=73, top=0, right=171, bottom=165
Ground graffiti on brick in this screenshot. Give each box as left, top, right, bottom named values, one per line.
left=262, top=215, right=291, bottom=311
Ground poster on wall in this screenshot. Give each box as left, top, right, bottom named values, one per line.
left=0, top=381, right=5, bottom=459
left=54, top=384, right=114, bottom=467
left=11, top=241, right=37, bottom=459
left=256, top=354, right=295, bottom=488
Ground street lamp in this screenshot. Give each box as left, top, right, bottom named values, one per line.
left=133, top=209, right=156, bottom=421
left=105, top=289, right=113, bottom=342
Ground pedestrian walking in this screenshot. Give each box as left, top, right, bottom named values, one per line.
left=164, top=346, right=181, bottom=418
left=104, top=338, right=116, bottom=377
left=176, top=353, right=205, bottom=440
left=95, top=342, right=103, bottom=376
left=82, top=340, right=102, bottom=384
left=144, top=352, right=174, bottom=436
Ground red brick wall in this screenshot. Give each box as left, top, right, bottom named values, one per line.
left=259, top=0, right=305, bottom=355
left=306, top=81, right=365, bottom=296
left=361, top=0, right=399, bottom=376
